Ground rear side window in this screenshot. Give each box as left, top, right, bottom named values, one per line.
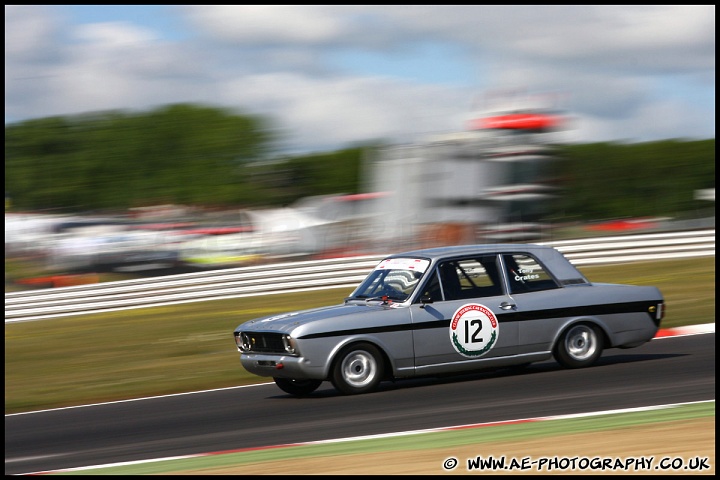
left=502, top=253, right=559, bottom=294
left=438, top=255, right=503, bottom=301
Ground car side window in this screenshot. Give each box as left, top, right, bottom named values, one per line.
left=502, top=253, right=559, bottom=294
left=417, top=269, right=443, bottom=303
left=439, top=256, right=503, bottom=301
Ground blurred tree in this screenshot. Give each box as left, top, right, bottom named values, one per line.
left=5, top=104, right=276, bottom=211
left=550, top=139, right=714, bottom=221
left=219, top=145, right=370, bottom=207
left=281, top=148, right=366, bottom=204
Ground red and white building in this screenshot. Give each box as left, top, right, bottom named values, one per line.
left=361, top=90, right=569, bottom=249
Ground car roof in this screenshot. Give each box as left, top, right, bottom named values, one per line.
left=384, top=243, right=588, bottom=284
left=386, top=243, right=555, bottom=261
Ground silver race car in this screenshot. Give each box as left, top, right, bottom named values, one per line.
left=234, top=244, right=664, bottom=396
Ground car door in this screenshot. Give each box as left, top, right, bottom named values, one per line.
left=409, top=254, right=519, bottom=375
left=498, top=252, right=567, bottom=355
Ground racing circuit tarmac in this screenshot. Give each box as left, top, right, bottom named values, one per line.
left=5, top=323, right=714, bottom=475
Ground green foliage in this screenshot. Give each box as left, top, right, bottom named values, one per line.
left=550, top=139, right=715, bottom=220
left=268, top=148, right=366, bottom=204
left=220, top=146, right=368, bottom=207
left=5, top=104, right=277, bottom=211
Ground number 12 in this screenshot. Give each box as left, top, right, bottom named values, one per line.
left=464, top=319, right=483, bottom=343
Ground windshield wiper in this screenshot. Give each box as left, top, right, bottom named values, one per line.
left=346, top=293, right=406, bottom=305
left=365, top=295, right=392, bottom=305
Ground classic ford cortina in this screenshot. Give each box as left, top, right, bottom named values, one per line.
left=233, top=244, right=664, bottom=396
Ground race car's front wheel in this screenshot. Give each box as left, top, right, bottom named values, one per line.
left=273, top=377, right=322, bottom=396
left=331, top=343, right=384, bottom=395
left=554, top=323, right=603, bottom=368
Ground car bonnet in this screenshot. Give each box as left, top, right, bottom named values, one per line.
left=236, top=303, right=385, bottom=335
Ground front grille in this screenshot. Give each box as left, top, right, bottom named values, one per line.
left=242, top=332, right=286, bottom=354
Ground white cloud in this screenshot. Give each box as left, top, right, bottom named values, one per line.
left=73, top=21, right=158, bottom=47
left=4, top=5, right=61, bottom=61
left=183, top=5, right=350, bottom=44
left=4, top=5, right=715, bottom=152
left=218, top=72, right=471, bottom=152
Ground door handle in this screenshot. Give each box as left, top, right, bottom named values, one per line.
left=500, top=301, right=516, bottom=310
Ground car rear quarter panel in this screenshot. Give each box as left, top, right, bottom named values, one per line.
left=515, top=283, right=663, bottom=353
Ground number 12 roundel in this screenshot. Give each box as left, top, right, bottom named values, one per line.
left=449, top=303, right=499, bottom=357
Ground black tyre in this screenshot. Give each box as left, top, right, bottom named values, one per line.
left=273, top=377, right=323, bottom=396
left=554, top=323, right=603, bottom=368
left=331, top=343, right=384, bottom=395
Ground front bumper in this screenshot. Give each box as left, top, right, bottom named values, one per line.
left=240, top=353, right=327, bottom=380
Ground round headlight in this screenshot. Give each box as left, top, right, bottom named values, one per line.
left=282, top=335, right=296, bottom=354
left=242, top=333, right=252, bottom=351
left=235, top=332, right=251, bottom=352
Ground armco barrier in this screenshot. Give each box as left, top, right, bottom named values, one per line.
left=5, top=229, right=714, bottom=323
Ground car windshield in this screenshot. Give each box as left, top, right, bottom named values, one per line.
left=348, top=257, right=430, bottom=302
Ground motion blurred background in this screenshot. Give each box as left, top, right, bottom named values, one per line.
left=4, top=5, right=715, bottom=290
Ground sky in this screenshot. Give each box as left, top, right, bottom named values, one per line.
left=4, top=5, right=716, bottom=154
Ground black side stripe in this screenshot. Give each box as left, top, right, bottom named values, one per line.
left=499, top=300, right=659, bottom=322
left=298, top=300, right=660, bottom=340
left=300, top=323, right=412, bottom=339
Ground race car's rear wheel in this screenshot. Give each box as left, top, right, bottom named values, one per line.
left=331, top=343, right=384, bottom=395
left=273, top=377, right=322, bottom=396
left=554, top=323, right=603, bottom=368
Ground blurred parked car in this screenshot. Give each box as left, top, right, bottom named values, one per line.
left=233, top=244, right=664, bottom=396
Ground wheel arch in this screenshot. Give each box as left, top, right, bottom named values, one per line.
left=326, top=337, right=395, bottom=381
left=550, top=317, right=611, bottom=353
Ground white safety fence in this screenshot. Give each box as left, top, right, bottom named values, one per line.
left=5, top=229, right=714, bottom=323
